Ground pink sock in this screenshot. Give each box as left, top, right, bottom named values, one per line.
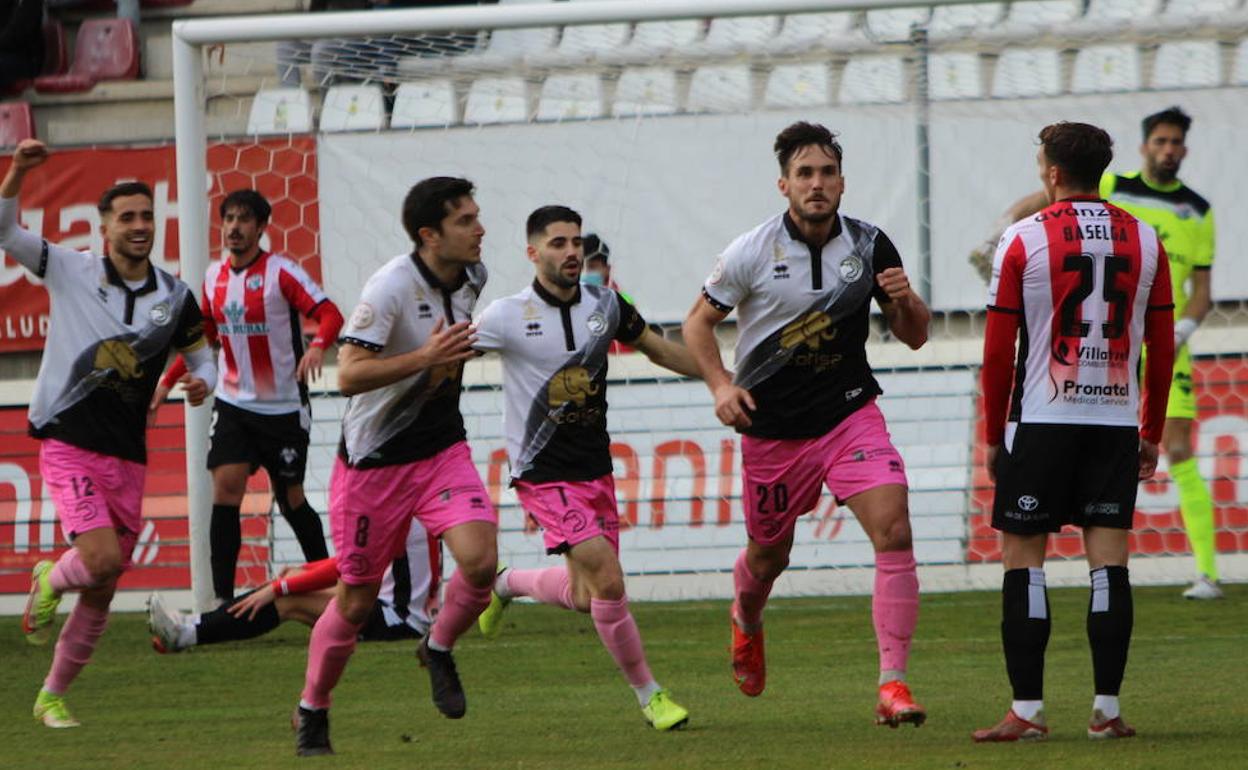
left=43, top=602, right=109, bottom=694
left=300, top=602, right=363, bottom=710
left=49, top=549, right=96, bottom=593
left=506, top=566, right=577, bottom=611
left=732, top=550, right=773, bottom=630
left=873, top=549, right=919, bottom=675
left=590, top=597, right=653, bottom=689
left=429, top=571, right=492, bottom=650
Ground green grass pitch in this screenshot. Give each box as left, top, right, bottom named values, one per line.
left=3, top=584, right=1245, bottom=769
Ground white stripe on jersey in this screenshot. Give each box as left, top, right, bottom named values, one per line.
left=377, top=518, right=439, bottom=634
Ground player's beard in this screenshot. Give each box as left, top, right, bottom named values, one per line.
left=1149, top=159, right=1179, bottom=185
left=796, top=203, right=837, bottom=224
left=112, top=236, right=153, bottom=263
left=545, top=260, right=580, bottom=290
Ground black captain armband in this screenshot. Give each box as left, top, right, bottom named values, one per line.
left=701, top=288, right=732, bottom=314
left=340, top=336, right=383, bottom=352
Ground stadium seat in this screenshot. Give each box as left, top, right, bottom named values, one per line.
left=319, top=84, right=387, bottom=132
left=864, top=8, right=931, bottom=40
left=838, top=55, right=907, bottom=104
left=612, top=67, right=679, bottom=117
left=536, top=74, right=604, bottom=121
left=930, top=3, right=1004, bottom=37
left=391, top=80, right=456, bottom=129
left=692, top=15, right=779, bottom=55
left=34, top=19, right=140, bottom=94
left=766, top=12, right=858, bottom=54
left=0, top=101, right=36, bottom=149
left=1002, top=0, right=1083, bottom=30
left=929, top=52, right=983, bottom=100
left=991, top=48, right=1062, bottom=97
left=1086, top=0, right=1162, bottom=22
left=687, top=65, right=752, bottom=114
left=763, top=64, right=829, bottom=109
left=1071, top=44, right=1141, bottom=93
left=530, top=0, right=631, bottom=66
left=464, top=77, right=529, bottom=125
left=1153, top=41, right=1223, bottom=89
left=42, top=18, right=68, bottom=76
left=246, top=88, right=313, bottom=135
left=451, top=0, right=557, bottom=71
left=1235, top=39, right=1248, bottom=85
left=1162, top=0, right=1241, bottom=20
left=608, top=19, right=703, bottom=62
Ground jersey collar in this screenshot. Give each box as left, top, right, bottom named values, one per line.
left=1133, top=170, right=1183, bottom=194
left=102, top=255, right=157, bottom=296
left=782, top=210, right=842, bottom=251
left=410, top=251, right=467, bottom=293
left=1056, top=194, right=1105, bottom=202
left=228, top=249, right=267, bottom=274
left=531, top=277, right=581, bottom=308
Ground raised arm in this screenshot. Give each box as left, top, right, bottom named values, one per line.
left=969, top=190, right=1049, bottom=282
left=0, top=140, right=50, bottom=274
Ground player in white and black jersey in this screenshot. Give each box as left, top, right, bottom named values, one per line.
left=292, top=177, right=498, bottom=757
left=472, top=205, right=700, bottom=731
left=2, top=139, right=216, bottom=729
left=683, top=122, right=932, bottom=727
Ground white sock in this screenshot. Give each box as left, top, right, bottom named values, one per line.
left=179, top=621, right=197, bottom=649
left=633, top=680, right=662, bottom=706
left=494, top=568, right=512, bottom=599
left=879, top=670, right=905, bottom=686
left=1093, top=694, right=1120, bottom=719
left=1012, top=699, right=1044, bottom=721
left=298, top=699, right=323, bottom=712
left=427, top=638, right=451, bottom=652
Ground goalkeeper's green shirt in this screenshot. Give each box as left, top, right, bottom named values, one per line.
left=1100, top=171, right=1214, bottom=318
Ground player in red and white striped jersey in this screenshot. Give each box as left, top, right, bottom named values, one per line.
left=975, top=123, right=1174, bottom=743
left=154, top=190, right=344, bottom=604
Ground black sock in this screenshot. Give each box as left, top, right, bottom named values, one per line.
left=1002, top=567, right=1050, bottom=701
left=210, top=503, right=242, bottom=602
left=279, top=499, right=329, bottom=562
left=1087, top=565, right=1133, bottom=696
left=195, top=589, right=282, bottom=645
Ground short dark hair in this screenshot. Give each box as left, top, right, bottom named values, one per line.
left=1142, top=106, right=1191, bottom=141
left=402, top=176, right=475, bottom=246
left=1038, top=122, right=1114, bottom=191
left=98, top=181, right=153, bottom=216
left=774, top=121, right=843, bottom=174
left=526, top=205, right=582, bottom=240
left=219, top=189, right=272, bottom=224
left=583, top=233, right=609, bottom=263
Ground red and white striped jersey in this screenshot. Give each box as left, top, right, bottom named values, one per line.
left=202, top=252, right=329, bottom=414
left=986, top=197, right=1173, bottom=435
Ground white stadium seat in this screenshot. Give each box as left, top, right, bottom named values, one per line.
left=687, top=65, right=752, bottom=114
left=536, top=73, right=604, bottom=122
left=838, top=55, right=907, bottom=104
left=612, top=67, right=679, bottom=117
left=695, top=15, right=779, bottom=55
left=766, top=12, right=857, bottom=54
left=618, top=19, right=702, bottom=56
left=1004, top=0, right=1083, bottom=30
left=991, top=48, right=1062, bottom=97
left=1163, top=0, right=1242, bottom=20
left=534, top=0, right=630, bottom=65
left=1153, top=41, right=1223, bottom=89
left=928, top=52, right=983, bottom=100
left=1086, top=0, right=1162, bottom=22
left=764, top=64, right=830, bottom=109
left=1071, top=44, right=1141, bottom=93
left=247, top=87, right=312, bottom=135
left=1235, top=39, right=1248, bottom=85
left=319, top=84, right=386, bottom=133
left=464, top=77, right=529, bottom=125
left=864, top=7, right=931, bottom=40
left=930, top=3, right=1004, bottom=36
left=391, top=80, right=456, bottom=129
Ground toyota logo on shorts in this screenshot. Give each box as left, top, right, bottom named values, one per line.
left=1017, top=495, right=1039, bottom=512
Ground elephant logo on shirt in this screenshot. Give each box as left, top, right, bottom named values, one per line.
left=548, top=366, right=599, bottom=408
left=780, top=311, right=837, bottom=351
left=94, top=340, right=143, bottom=380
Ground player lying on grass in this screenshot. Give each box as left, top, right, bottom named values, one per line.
left=148, top=523, right=440, bottom=651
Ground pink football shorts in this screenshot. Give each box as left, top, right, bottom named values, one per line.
left=513, top=474, right=620, bottom=555
left=39, top=439, right=145, bottom=569
left=741, top=400, right=908, bottom=547
left=330, top=441, right=496, bottom=585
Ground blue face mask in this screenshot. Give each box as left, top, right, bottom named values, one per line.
left=580, top=271, right=606, bottom=287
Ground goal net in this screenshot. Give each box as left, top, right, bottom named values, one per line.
left=165, top=0, right=1248, bottom=609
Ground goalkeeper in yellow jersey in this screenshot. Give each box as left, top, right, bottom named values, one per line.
left=971, top=107, right=1220, bottom=599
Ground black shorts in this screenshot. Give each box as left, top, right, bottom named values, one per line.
left=991, top=423, right=1139, bottom=534
left=357, top=601, right=423, bottom=642
left=207, top=400, right=310, bottom=485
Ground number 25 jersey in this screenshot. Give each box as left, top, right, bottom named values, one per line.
left=988, top=197, right=1172, bottom=428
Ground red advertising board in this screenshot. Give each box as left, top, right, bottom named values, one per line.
left=968, top=357, right=1248, bottom=562
left=0, top=138, right=320, bottom=353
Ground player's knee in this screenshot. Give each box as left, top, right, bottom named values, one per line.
left=593, top=576, right=626, bottom=601
left=750, top=551, right=788, bottom=582
left=82, top=551, right=123, bottom=584
left=458, top=555, right=498, bottom=589
left=337, top=595, right=374, bottom=625
left=874, top=516, right=913, bottom=552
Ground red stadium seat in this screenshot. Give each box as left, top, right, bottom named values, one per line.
left=34, top=19, right=141, bottom=94
left=0, top=102, right=36, bottom=149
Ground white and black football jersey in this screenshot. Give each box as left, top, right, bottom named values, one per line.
left=702, top=211, right=901, bottom=440
left=0, top=196, right=207, bottom=463
left=474, top=281, right=647, bottom=483
left=337, top=253, right=486, bottom=468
